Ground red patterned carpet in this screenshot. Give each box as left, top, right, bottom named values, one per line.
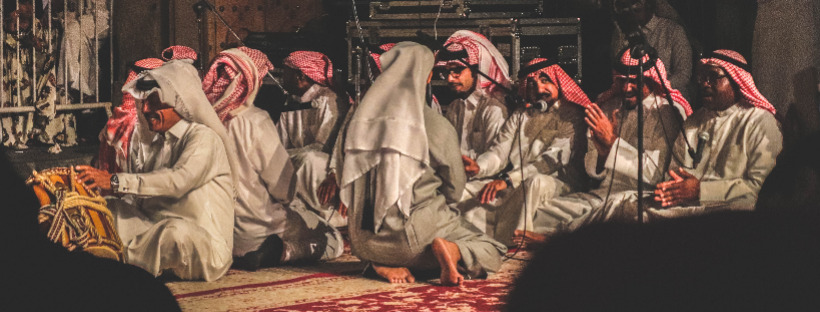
left=167, top=250, right=529, bottom=311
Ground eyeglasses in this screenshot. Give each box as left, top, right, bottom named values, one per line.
left=695, top=74, right=729, bottom=85
left=438, top=67, right=468, bottom=80
left=614, top=76, right=641, bottom=85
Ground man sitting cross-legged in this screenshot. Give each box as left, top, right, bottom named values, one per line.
left=338, top=42, right=506, bottom=286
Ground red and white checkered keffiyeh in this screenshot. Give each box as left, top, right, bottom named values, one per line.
left=369, top=43, right=397, bottom=72
left=519, top=58, right=592, bottom=109
left=162, top=45, right=198, bottom=62
left=202, top=47, right=274, bottom=123
left=435, top=30, right=512, bottom=96
left=97, top=58, right=164, bottom=172
left=700, top=49, right=776, bottom=115
left=283, top=51, right=334, bottom=87
left=598, top=49, right=693, bottom=117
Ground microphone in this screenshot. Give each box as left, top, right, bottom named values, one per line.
left=692, top=132, right=710, bottom=164
left=525, top=100, right=550, bottom=112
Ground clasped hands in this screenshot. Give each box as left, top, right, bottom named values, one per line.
left=462, top=155, right=506, bottom=204
left=654, top=168, right=700, bottom=208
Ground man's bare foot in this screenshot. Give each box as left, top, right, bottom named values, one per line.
left=512, top=230, right=549, bottom=249
left=372, top=263, right=415, bottom=284
left=432, top=237, right=464, bottom=286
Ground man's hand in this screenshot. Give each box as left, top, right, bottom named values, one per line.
left=586, top=104, right=619, bottom=157
left=462, top=155, right=480, bottom=178
left=317, top=172, right=339, bottom=205
left=479, top=179, right=507, bottom=204
left=75, top=165, right=113, bottom=191
left=338, top=202, right=348, bottom=218
left=654, top=168, right=700, bottom=207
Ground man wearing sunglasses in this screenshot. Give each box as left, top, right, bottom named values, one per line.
left=436, top=30, right=511, bottom=160
left=652, top=50, right=782, bottom=217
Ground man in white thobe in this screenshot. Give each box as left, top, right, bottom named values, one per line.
left=651, top=50, right=782, bottom=218
left=77, top=60, right=238, bottom=281
left=459, top=58, right=589, bottom=244
left=523, top=49, right=693, bottom=242
left=436, top=30, right=510, bottom=158
left=203, top=47, right=343, bottom=270
left=277, top=51, right=347, bottom=227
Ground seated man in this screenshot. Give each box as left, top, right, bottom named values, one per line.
left=435, top=30, right=510, bottom=229
left=460, top=58, right=590, bottom=245
left=76, top=60, right=237, bottom=281
left=437, top=30, right=510, bottom=159
left=652, top=50, right=782, bottom=216
left=520, top=48, right=693, bottom=244
left=339, top=42, right=506, bottom=286
left=202, top=47, right=343, bottom=270
left=277, top=51, right=347, bottom=227
left=97, top=58, right=165, bottom=173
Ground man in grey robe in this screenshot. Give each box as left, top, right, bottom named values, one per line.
left=652, top=49, right=782, bottom=217
left=611, top=0, right=692, bottom=96
left=339, top=42, right=506, bottom=286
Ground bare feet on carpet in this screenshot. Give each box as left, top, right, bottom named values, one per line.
left=512, top=230, right=549, bottom=249
left=372, top=263, right=415, bottom=284
left=432, top=237, right=464, bottom=286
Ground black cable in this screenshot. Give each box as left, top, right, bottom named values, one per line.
left=503, top=110, right=533, bottom=262
left=651, top=65, right=697, bottom=170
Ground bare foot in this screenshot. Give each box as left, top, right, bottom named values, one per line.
left=432, top=237, right=464, bottom=286
left=512, top=230, right=549, bottom=249
left=372, top=263, right=415, bottom=284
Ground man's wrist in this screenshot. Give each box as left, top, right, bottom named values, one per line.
left=499, top=173, right=513, bottom=188
left=110, top=174, right=119, bottom=193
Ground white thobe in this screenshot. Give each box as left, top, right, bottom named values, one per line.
left=227, top=106, right=293, bottom=256
left=444, top=89, right=508, bottom=158
left=647, top=104, right=783, bottom=219
left=111, top=119, right=234, bottom=281
left=463, top=101, right=586, bottom=244
left=277, top=84, right=340, bottom=151
left=278, top=84, right=346, bottom=226
left=533, top=94, right=684, bottom=232
left=226, top=106, right=343, bottom=260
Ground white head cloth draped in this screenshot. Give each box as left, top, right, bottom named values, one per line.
left=340, top=41, right=432, bottom=232
left=121, top=60, right=240, bottom=185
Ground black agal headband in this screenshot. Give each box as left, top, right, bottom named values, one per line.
left=701, top=51, right=750, bottom=72
left=517, top=59, right=558, bottom=79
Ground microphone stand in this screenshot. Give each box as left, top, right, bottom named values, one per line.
left=192, top=0, right=287, bottom=94
left=624, top=29, right=658, bottom=224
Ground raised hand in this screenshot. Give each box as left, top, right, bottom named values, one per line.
left=585, top=104, right=619, bottom=157
left=462, top=155, right=480, bottom=178
left=654, top=168, right=700, bottom=207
